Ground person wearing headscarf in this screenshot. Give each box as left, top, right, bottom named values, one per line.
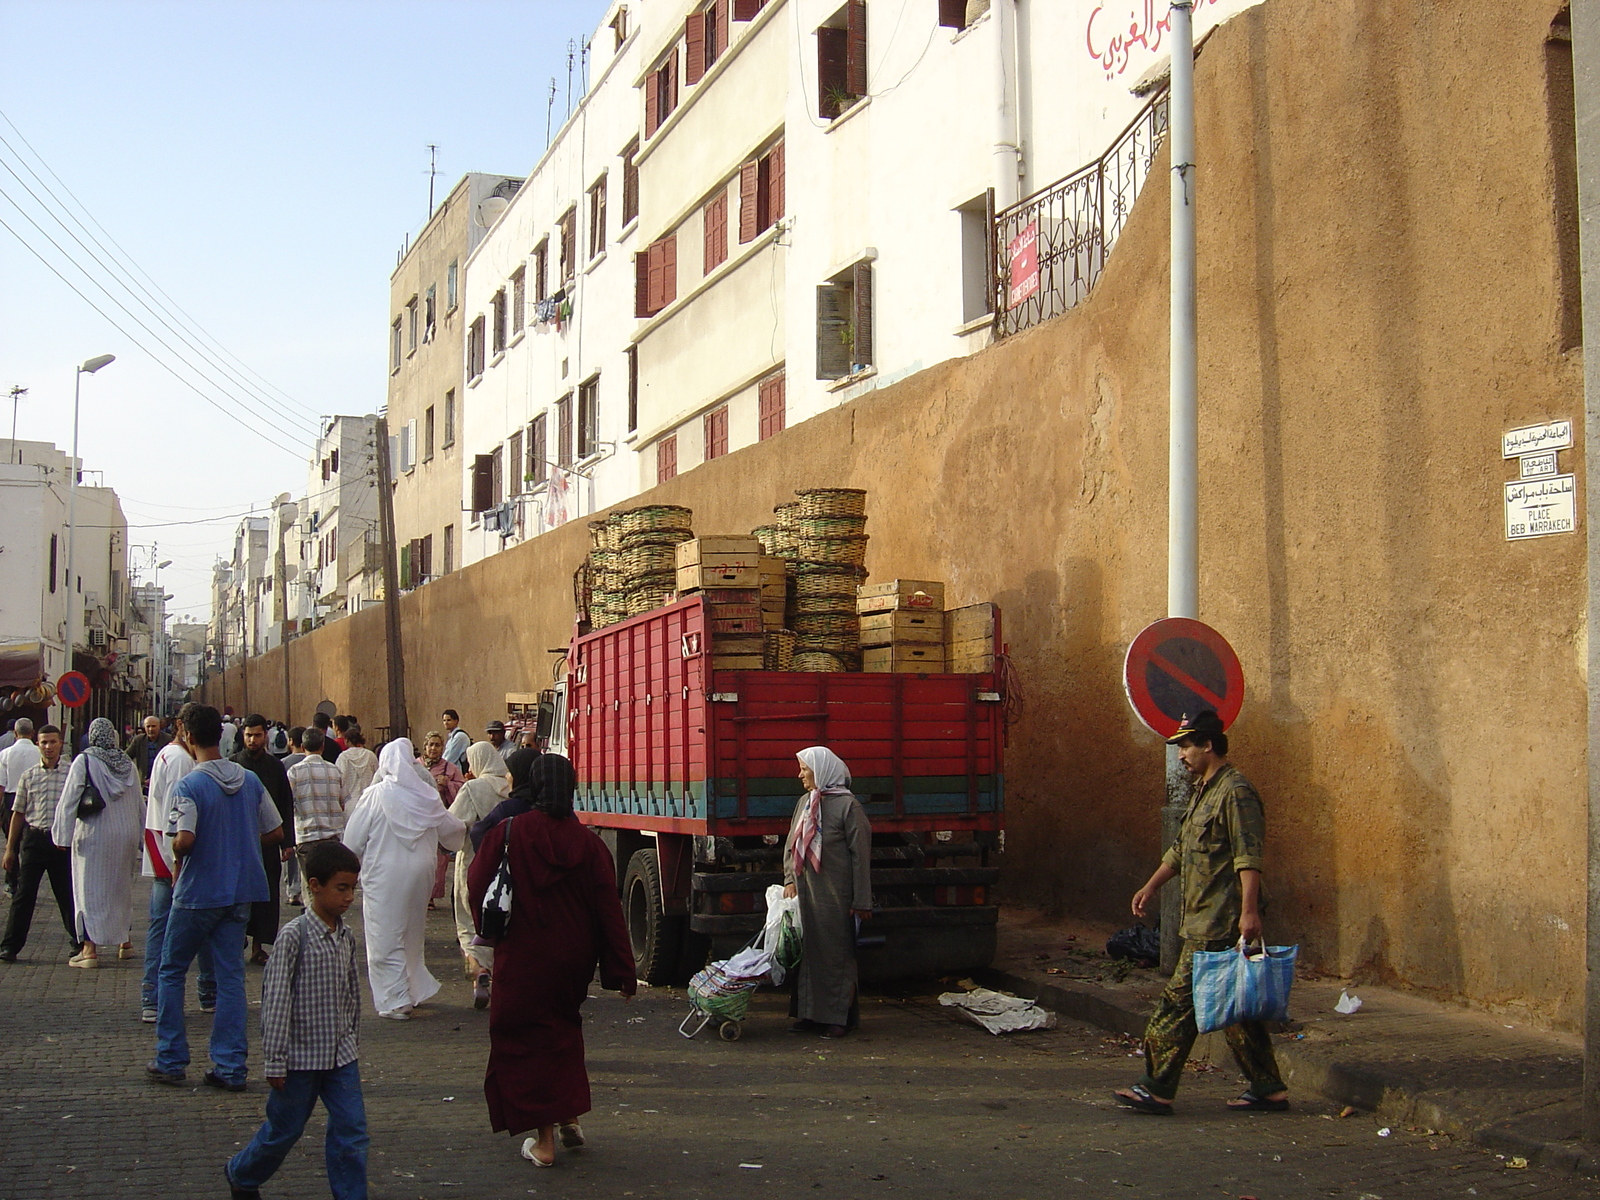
left=449, top=741, right=511, bottom=1006
left=343, top=739, right=466, bottom=1019
left=467, top=752, right=635, bottom=1168
left=51, top=717, right=144, bottom=966
left=782, top=746, right=873, bottom=1038
left=469, top=748, right=541, bottom=850
left=419, top=731, right=464, bottom=805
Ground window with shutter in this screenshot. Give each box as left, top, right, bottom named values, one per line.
left=738, top=160, right=760, bottom=243
left=647, top=241, right=666, bottom=313
left=443, top=524, right=454, bottom=574
left=559, top=208, right=577, bottom=281
left=443, top=389, right=456, bottom=446
left=645, top=69, right=661, bottom=137
left=529, top=414, right=548, bottom=484
left=661, top=235, right=677, bottom=306
left=509, top=430, right=523, bottom=492
left=704, top=406, right=729, bottom=460
left=492, top=288, right=507, bottom=354
left=635, top=251, right=651, bottom=317
left=390, top=317, right=403, bottom=373
left=578, top=375, right=600, bottom=458
left=664, top=50, right=679, bottom=118
left=846, top=0, right=868, bottom=95
left=533, top=239, right=549, bottom=302
left=938, top=0, right=966, bottom=27
left=420, top=534, right=433, bottom=579
left=626, top=345, right=639, bottom=432
left=816, top=283, right=852, bottom=379
left=657, top=435, right=678, bottom=483
left=732, top=0, right=761, bottom=17
left=424, top=405, right=435, bottom=461
left=472, top=455, right=495, bottom=512
left=686, top=11, right=706, bottom=83
left=511, top=266, right=526, bottom=329
left=588, top=175, right=607, bottom=259
left=468, top=316, right=486, bottom=378
left=400, top=542, right=412, bottom=589
left=490, top=445, right=504, bottom=506
left=703, top=192, right=727, bottom=273
left=713, top=0, right=729, bottom=55
left=766, top=140, right=785, bottom=222
left=817, top=25, right=849, bottom=118
left=758, top=371, right=786, bottom=440
left=852, top=259, right=874, bottom=368
left=556, top=393, right=574, bottom=467
left=621, top=140, right=640, bottom=225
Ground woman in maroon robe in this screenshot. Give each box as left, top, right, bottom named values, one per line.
left=467, top=753, right=635, bottom=1167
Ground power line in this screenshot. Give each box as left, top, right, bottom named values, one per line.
left=0, top=107, right=326, bottom=427
left=0, top=210, right=309, bottom=459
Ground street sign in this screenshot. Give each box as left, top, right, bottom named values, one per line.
left=1505, top=474, right=1577, bottom=540
left=56, top=671, right=91, bottom=709
left=1123, top=618, right=1244, bottom=738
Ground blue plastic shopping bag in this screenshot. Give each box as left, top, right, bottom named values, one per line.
left=1191, top=942, right=1298, bottom=1034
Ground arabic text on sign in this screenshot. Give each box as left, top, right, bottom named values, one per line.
left=1085, top=0, right=1226, bottom=80
left=1007, top=222, right=1040, bottom=308
left=1501, top=420, right=1572, bottom=459
left=1504, top=473, right=1577, bottom=540
left=1519, top=451, right=1557, bottom=479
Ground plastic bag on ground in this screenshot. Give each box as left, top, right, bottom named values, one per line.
left=938, top=988, right=1058, bottom=1035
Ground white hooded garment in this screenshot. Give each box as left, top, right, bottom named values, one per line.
left=344, top=739, right=466, bottom=1016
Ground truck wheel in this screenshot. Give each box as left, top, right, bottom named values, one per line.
left=624, top=849, right=682, bottom=986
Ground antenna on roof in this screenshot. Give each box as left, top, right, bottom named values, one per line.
left=427, top=144, right=440, bottom=217
left=546, top=77, right=558, bottom=147
left=566, top=39, right=576, bottom=120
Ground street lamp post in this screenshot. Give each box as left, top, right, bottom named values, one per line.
left=60, top=353, right=115, bottom=735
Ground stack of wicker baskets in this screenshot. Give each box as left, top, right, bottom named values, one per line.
left=787, top=488, right=868, bottom=672
left=617, top=505, right=693, bottom=615
left=586, top=517, right=625, bottom=628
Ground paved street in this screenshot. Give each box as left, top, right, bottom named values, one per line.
left=1, top=883, right=1595, bottom=1199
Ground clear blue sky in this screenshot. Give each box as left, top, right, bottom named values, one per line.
left=0, top=0, right=606, bottom=620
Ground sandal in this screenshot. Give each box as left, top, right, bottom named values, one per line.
left=473, top=972, right=491, bottom=1011
left=1227, top=1090, right=1289, bottom=1112
left=1113, top=1084, right=1173, bottom=1115
left=520, top=1133, right=556, bottom=1167
left=558, top=1122, right=585, bottom=1148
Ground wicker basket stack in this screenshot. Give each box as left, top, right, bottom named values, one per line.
left=617, top=505, right=693, bottom=615
left=586, top=518, right=626, bottom=628
left=785, top=488, right=869, bottom=671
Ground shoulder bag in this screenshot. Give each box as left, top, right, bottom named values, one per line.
left=77, top=762, right=107, bottom=819
left=477, top=815, right=515, bottom=943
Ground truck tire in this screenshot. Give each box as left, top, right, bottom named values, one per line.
left=624, top=849, right=681, bottom=986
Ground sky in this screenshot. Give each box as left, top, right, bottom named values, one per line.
left=0, top=0, right=607, bottom=622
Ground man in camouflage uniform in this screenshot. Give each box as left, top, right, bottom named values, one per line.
left=1114, top=710, right=1289, bottom=1114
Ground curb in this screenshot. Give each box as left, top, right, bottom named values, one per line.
left=979, top=967, right=1597, bottom=1178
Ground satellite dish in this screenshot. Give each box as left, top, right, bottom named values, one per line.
left=477, top=196, right=509, bottom=226
left=284, top=565, right=299, bottom=581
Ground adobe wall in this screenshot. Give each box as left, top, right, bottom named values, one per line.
left=205, top=0, right=1587, bottom=1027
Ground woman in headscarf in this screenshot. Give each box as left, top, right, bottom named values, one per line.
left=448, top=740, right=511, bottom=1007
left=418, top=730, right=464, bottom=908
left=344, top=738, right=467, bottom=1019
left=782, top=746, right=873, bottom=1038
left=51, top=717, right=144, bottom=967
left=468, top=753, right=635, bottom=1169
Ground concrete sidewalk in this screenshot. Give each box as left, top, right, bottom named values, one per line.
left=982, top=907, right=1592, bottom=1175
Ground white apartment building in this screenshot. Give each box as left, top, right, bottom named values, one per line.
left=451, top=0, right=1259, bottom=566
left=299, top=415, right=380, bottom=620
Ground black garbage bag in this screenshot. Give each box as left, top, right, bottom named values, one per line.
left=1106, top=922, right=1161, bottom=967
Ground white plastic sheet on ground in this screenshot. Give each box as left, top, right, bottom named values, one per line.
left=937, top=987, right=1058, bottom=1034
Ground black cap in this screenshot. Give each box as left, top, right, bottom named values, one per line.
left=1165, top=710, right=1225, bottom=745
left=485, top=720, right=507, bottom=733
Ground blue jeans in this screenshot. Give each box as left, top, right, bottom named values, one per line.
left=228, top=1061, right=368, bottom=1200
left=155, top=902, right=250, bottom=1081
left=142, top=879, right=216, bottom=1010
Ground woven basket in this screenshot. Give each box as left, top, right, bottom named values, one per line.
left=619, top=526, right=693, bottom=550
left=793, top=571, right=862, bottom=598
left=764, top=629, right=797, bottom=670
left=793, top=614, right=859, bottom=639
left=617, top=505, right=693, bottom=537
left=625, top=587, right=675, bottom=616
left=795, top=488, right=867, bottom=519
left=793, top=597, right=857, bottom=618
left=795, top=534, right=868, bottom=567
left=625, top=544, right=680, bottom=576
left=796, top=515, right=867, bottom=538
left=793, top=651, right=848, bottom=673
left=795, top=631, right=860, bottom=654
left=751, top=525, right=780, bottom=555
left=773, top=501, right=801, bottom=529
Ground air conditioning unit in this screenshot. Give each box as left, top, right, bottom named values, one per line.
left=89, top=627, right=108, bottom=649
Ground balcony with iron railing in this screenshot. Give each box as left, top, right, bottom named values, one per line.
left=993, top=89, right=1169, bottom=339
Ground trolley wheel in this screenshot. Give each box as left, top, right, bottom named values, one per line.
left=718, top=1021, right=742, bottom=1042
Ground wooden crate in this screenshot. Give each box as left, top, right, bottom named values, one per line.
left=858, top=610, right=945, bottom=647
left=712, top=635, right=766, bottom=655
left=697, top=587, right=761, bottom=604
left=711, top=654, right=765, bottom=670
left=708, top=601, right=761, bottom=620
left=856, top=579, right=945, bottom=615
left=677, top=536, right=763, bottom=567
left=945, top=603, right=997, bottom=672
left=862, top=644, right=947, bottom=673
left=758, top=556, right=787, bottom=583
left=711, top=617, right=763, bottom=634
left=678, top=562, right=761, bottom=591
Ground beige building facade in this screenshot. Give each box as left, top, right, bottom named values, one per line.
left=387, top=172, right=522, bottom=583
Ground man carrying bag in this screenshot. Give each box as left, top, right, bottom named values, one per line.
left=1113, top=710, right=1290, bottom=1115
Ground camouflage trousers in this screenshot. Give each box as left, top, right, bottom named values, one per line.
left=1138, top=938, right=1286, bottom=1101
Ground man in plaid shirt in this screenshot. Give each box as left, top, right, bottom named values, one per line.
left=286, top=729, right=350, bottom=886
left=226, top=839, right=367, bottom=1200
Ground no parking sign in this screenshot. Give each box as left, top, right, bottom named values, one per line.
left=57, top=671, right=91, bottom=709
left=1122, top=618, right=1244, bottom=738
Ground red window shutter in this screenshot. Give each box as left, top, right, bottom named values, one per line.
left=635, top=251, right=650, bottom=317
left=938, top=0, right=966, bottom=27
left=666, top=49, right=679, bottom=116
left=738, top=159, right=759, bottom=243
left=817, top=26, right=848, bottom=118
left=661, top=234, right=677, bottom=306
left=685, top=13, right=706, bottom=84
left=657, top=435, right=678, bottom=483
left=846, top=0, right=868, bottom=97
left=471, top=455, right=495, bottom=511
left=704, top=406, right=729, bottom=460
left=732, top=0, right=758, bottom=18
left=852, top=259, right=873, bottom=367
left=758, top=372, right=786, bottom=440
left=767, top=141, right=784, bottom=222
left=703, top=193, right=727, bottom=273
left=714, top=0, right=730, bottom=54
left=647, top=240, right=666, bottom=314
left=645, top=69, right=660, bottom=137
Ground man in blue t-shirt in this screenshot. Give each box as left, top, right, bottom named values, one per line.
left=148, top=704, right=283, bottom=1091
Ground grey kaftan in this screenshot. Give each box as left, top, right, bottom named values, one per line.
left=782, top=790, right=872, bottom=1026
left=51, top=755, right=143, bottom=946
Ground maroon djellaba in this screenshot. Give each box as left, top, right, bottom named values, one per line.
left=467, top=752, right=635, bottom=1158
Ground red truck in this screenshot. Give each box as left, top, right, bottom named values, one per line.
left=547, top=594, right=1006, bottom=984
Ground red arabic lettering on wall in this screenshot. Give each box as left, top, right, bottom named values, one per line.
left=1086, top=0, right=1225, bottom=81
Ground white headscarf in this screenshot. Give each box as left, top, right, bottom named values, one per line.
left=465, top=740, right=510, bottom=796
left=363, top=738, right=447, bottom=845
left=792, top=746, right=853, bottom=875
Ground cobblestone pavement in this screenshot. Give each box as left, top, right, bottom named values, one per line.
left=2, top=881, right=1597, bottom=1199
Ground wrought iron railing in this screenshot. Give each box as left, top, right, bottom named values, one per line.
left=994, top=89, right=1169, bottom=338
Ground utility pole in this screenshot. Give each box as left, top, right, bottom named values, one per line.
left=373, top=415, right=409, bottom=743
left=7, top=385, right=24, bottom=464
left=546, top=77, right=557, bottom=146
left=427, top=144, right=439, bottom=218
left=1159, top=0, right=1199, bottom=976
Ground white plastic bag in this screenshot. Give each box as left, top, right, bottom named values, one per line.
left=760, top=884, right=801, bottom=986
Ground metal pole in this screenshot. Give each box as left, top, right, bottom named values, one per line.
left=1160, top=0, right=1199, bottom=975
left=60, top=368, right=82, bottom=737
left=374, top=416, right=409, bottom=743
